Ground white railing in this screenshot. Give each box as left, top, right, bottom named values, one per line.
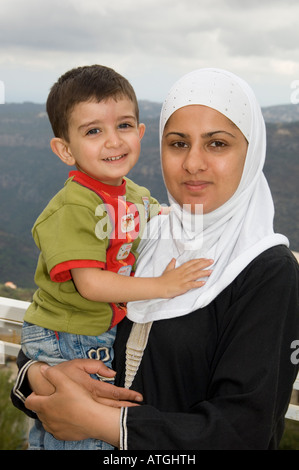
left=0, top=296, right=27, bottom=359
left=1, top=295, right=299, bottom=422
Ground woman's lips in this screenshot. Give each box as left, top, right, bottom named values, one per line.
left=183, top=180, right=210, bottom=191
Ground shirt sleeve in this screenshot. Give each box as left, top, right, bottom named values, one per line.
left=50, top=259, right=105, bottom=282
left=33, top=203, right=109, bottom=274
left=123, top=250, right=299, bottom=449
left=10, top=350, right=38, bottom=419
left=148, top=196, right=161, bottom=219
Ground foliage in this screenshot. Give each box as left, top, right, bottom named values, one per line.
left=0, top=369, right=28, bottom=450
left=0, top=283, right=35, bottom=301
left=279, top=419, right=299, bottom=450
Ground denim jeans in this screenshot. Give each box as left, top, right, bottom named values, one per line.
left=21, top=321, right=116, bottom=450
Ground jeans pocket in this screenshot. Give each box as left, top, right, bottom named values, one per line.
left=21, top=321, right=63, bottom=364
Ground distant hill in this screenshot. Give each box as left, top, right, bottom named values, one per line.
left=0, top=101, right=298, bottom=288
left=261, top=104, right=299, bottom=123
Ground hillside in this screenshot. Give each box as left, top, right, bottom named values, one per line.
left=0, top=101, right=298, bottom=288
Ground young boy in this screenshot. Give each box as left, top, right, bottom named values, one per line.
left=21, top=65, right=212, bottom=450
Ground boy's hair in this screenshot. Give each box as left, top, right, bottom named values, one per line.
left=46, top=64, right=139, bottom=141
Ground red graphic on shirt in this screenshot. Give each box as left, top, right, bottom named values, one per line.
left=50, top=171, right=143, bottom=329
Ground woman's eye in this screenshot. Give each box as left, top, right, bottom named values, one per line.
left=210, top=140, right=225, bottom=148
left=173, top=141, right=188, bottom=148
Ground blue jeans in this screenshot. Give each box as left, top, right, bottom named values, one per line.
left=21, top=321, right=116, bottom=450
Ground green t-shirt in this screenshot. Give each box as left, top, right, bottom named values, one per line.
left=24, top=171, right=160, bottom=335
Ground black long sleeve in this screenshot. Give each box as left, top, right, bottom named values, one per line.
left=10, top=349, right=37, bottom=419
left=115, top=246, right=299, bottom=449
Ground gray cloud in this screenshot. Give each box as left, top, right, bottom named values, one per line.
left=0, top=0, right=299, bottom=105
left=1, top=0, right=296, bottom=57
left=0, top=0, right=99, bottom=51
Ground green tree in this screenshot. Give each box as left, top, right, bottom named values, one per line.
left=0, top=369, right=28, bottom=450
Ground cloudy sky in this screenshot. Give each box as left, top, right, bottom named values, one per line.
left=1, top=0, right=299, bottom=107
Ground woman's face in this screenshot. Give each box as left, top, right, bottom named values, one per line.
left=161, top=105, right=248, bottom=214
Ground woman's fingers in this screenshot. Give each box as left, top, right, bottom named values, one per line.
left=91, top=395, right=141, bottom=408
left=41, top=360, right=143, bottom=404
left=25, top=367, right=97, bottom=440
left=25, top=366, right=69, bottom=413
left=90, top=380, right=143, bottom=403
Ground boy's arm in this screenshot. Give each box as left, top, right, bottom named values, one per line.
left=71, top=258, right=213, bottom=303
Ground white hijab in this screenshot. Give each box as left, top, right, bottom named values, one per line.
left=127, top=68, right=289, bottom=323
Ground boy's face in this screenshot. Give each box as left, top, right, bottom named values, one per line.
left=53, top=97, right=145, bottom=186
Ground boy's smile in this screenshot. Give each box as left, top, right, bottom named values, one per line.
left=51, top=97, right=145, bottom=186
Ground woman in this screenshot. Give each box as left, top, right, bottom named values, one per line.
left=13, top=68, right=299, bottom=449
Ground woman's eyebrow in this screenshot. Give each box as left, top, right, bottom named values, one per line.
left=164, top=131, right=188, bottom=139
left=164, top=130, right=236, bottom=139
left=202, top=130, right=236, bottom=139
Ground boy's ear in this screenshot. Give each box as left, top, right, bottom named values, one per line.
left=50, top=138, right=76, bottom=166
left=138, top=123, right=146, bottom=141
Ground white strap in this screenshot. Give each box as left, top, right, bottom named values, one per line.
left=125, top=322, right=152, bottom=389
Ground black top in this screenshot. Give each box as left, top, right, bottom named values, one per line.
left=114, top=246, right=299, bottom=449
left=11, top=246, right=299, bottom=450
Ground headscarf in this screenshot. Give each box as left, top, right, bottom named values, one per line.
left=127, top=68, right=288, bottom=323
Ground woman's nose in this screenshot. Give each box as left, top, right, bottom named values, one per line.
left=182, top=147, right=207, bottom=174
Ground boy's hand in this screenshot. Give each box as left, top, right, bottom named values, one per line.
left=159, top=258, right=213, bottom=298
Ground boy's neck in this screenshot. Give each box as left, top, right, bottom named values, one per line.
left=69, top=170, right=127, bottom=196
left=75, top=167, right=124, bottom=187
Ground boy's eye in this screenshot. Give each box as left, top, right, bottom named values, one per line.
left=119, top=122, right=133, bottom=129
left=87, top=128, right=100, bottom=135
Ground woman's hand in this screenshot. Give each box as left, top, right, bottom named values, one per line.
left=28, top=358, right=143, bottom=407
left=25, top=365, right=121, bottom=447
